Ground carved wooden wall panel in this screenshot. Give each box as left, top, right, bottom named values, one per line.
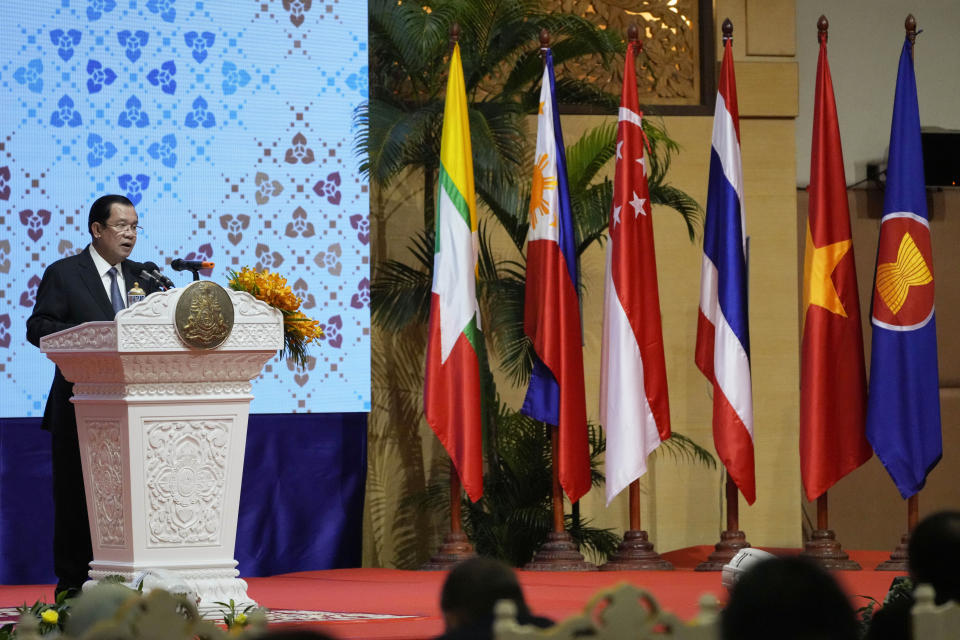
left=544, top=0, right=703, bottom=105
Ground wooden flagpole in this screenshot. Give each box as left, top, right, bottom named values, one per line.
left=420, top=23, right=477, bottom=571
left=873, top=13, right=922, bottom=576
left=524, top=421, right=595, bottom=570
left=796, top=17, right=861, bottom=572
left=599, top=26, right=671, bottom=571
left=521, top=28, right=595, bottom=573
left=696, top=472, right=751, bottom=571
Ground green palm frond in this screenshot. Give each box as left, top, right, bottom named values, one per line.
left=503, top=11, right=621, bottom=99
left=655, top=432, right=718, bottom=469
left=567, top=518, right=620, bottom=564
left=469, top=101, right=527, bottom=185
left=573, top=181, right=613, bottom=254
left=553, top=76, right=621, bottom=111
left=650, top=184, right=702, bottom=241
left=360, top=99, right=436, bottom=187
left=370, top=231, right=433, bottom=332
left=368, top=0, right=454, bottom=97
left=480, top=260, right=532, bottom=388
left=475, top=180, right=530, bottom=251
left=565, top=121, right=618, bottom=193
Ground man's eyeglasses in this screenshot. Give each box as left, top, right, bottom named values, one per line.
left=106, top=223, right=143, bottom=234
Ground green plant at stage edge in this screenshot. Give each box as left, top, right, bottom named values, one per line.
left=407, top=397, right=716, bottom=567
left=855, top=577, right=914, bottom=639
left=213, top=599, right=263, bottom=633
left=0, top=584, right=267, bottom=640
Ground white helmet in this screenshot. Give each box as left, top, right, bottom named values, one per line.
left=721, top=547, right=777, bottom=591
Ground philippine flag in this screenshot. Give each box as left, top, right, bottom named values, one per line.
left=694, top=35, right=756, bottom=504
left=521, top=48, right=591, bottom=504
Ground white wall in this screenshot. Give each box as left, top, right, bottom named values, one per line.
left=795, top=1, right=960, bottom=186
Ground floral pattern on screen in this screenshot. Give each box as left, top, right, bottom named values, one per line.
left=0, top=0, right=370, bottom=415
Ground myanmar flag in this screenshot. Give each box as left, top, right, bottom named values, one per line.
left=423, top=43, right=484, bottom=502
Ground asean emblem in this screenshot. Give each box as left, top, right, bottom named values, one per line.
left=175, top=280, right=234, bottom=349
left=872, top=213, right=935, bottom=331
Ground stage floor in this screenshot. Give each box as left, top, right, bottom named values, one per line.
left=0, top=548, right=903, bottom=640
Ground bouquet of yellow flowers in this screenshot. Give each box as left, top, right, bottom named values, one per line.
left=227, top=267, right=323, bottom=368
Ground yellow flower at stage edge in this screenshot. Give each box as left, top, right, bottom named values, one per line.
left=227, top=266, right=324, bottom=369
left=41, top=608, right=59, bottom=624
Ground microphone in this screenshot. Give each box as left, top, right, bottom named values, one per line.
left=170, top=258, right=215, bottom=272
left=142, top=261, right=175, bottom=290
left=137, top=268, right=163, bottom=289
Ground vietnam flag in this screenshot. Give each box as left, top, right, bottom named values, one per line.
left=800, top=32, right=872, bottom=501
left=423, top=43, right=484, bottom=502
left=599, top=40, right=671, bottom=505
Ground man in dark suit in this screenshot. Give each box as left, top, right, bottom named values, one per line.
left=26, top=194, right=162, bottom=596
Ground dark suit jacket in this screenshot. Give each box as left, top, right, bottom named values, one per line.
left=26, top=246, right=161, bottom=433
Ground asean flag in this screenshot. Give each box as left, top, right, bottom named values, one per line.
left=865, top=37, right=941, bottom=499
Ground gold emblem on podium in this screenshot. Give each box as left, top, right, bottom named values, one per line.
left=174, top=281, right=234, bottom=349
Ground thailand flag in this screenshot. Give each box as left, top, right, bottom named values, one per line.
left=521, top=49, right=591, bottom=503
left=694, top=36, right=756, bottom=504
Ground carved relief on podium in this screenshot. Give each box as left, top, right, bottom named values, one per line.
left=144, top=418, right=231, bottom=547
left=86, top=419, right=126, bottom=547
left=41, top=323, right=116, bottom=351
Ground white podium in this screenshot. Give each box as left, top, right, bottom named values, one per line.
left=40, top=282, right=283, bottom=611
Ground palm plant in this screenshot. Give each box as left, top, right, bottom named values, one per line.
left=362, top=0, right=621, bottom=231
left=363, top=0, right=713, bottom=568
left=463, top=401, right=618, bottom=566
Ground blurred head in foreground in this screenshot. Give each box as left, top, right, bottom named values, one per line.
left=721, top=556, right=858, bottom=640
left=440, top=557, right=532, bottom=633
left=908, top=509, right=960, bottom=604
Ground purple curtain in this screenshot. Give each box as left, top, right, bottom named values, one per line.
left=0, top=413, right=366, bottom=584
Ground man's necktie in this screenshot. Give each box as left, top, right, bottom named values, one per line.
left=108, top=267, right=125, bottom=316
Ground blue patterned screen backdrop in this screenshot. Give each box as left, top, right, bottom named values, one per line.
left=0, top=0, right=370, bottom=416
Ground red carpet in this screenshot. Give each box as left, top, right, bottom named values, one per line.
left=0, top=548, right=903, bottom=640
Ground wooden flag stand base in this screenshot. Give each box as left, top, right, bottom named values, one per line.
left=876, top=495, right=917, bottom=572
left=525, top=425, right=596, bottom=571
left=524, top=530, right=597, bottom=571
left=800, top=493, right=861, bottom=570
left=421, top=530, right=475, bottom=571
left=802, top=529, right=861, bottom=570
left=601, top=482, right=673, bottom=571
left=696, top=475, right=750, bottom=571
left=875, top=534, right=909, bottom=572
left=421, top=472, right=476, bottom=570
